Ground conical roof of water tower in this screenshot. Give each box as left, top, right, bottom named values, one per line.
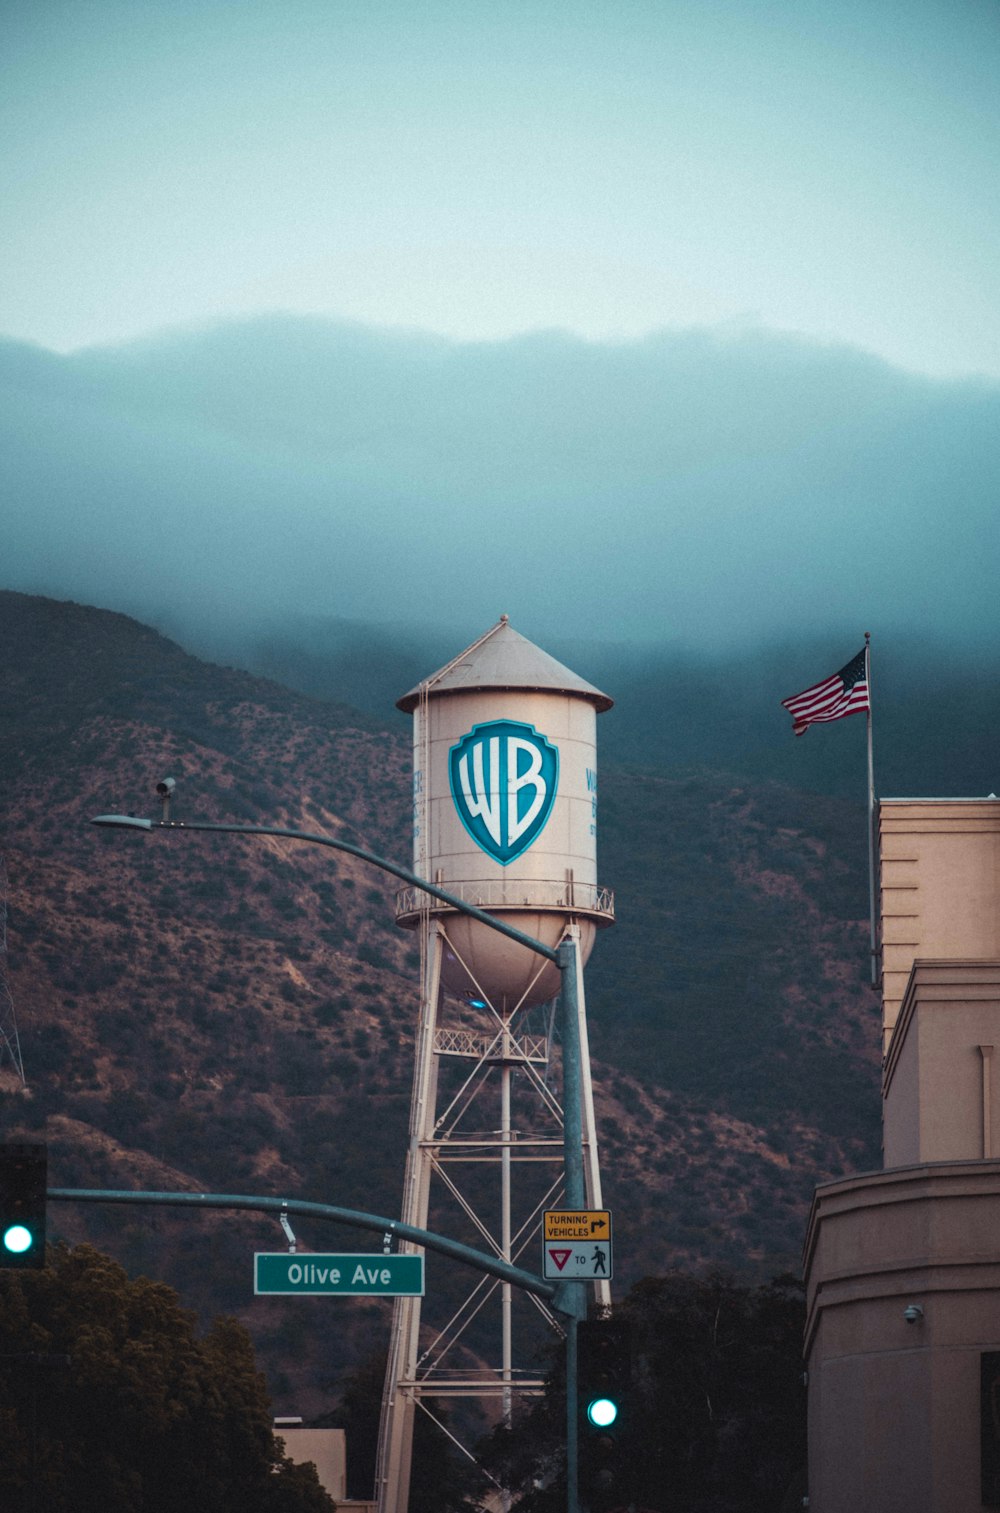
left=396, top=615, right=613, bottom=713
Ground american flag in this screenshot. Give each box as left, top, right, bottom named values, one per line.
left=781, top=647, right=870, bottom=737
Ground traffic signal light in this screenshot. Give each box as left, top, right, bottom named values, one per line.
left=578, top=1315, right=632, bottom=1511
left=0, top=1143, right=47, bottom=1269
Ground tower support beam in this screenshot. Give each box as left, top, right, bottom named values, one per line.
left=376, top=927, right=603, bottom=1513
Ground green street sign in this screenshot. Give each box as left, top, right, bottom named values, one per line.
left=254, top=1252, right=424, bottom=1296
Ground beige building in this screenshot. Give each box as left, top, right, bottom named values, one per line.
left=273, top=1419, right=376, bottom=1512
left=805, top=799, right=1000, bottom=1511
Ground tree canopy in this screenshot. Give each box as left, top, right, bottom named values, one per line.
left=479, top=1270, right=807, bottom=1513
left=0, top=1244, right=334, bottom=1513
left=334, top=1345, right=483, bottom=1512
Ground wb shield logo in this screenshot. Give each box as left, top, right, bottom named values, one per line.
left=449, top=720, right=559, bottom=865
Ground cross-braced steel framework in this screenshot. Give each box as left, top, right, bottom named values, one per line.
left=375, top=914, right=609, bottom=1513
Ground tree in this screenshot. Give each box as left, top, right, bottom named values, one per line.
left=478, top=1271, right=806, bottom=1513
left=0, top=1244, right=334, bottom=1513
left=620, top=1270, right=806, bottom=1512
left=333, top=1347, right=483, bottom=1512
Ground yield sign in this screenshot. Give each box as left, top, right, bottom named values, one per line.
left=543, top=1239, right=614, bottom=1281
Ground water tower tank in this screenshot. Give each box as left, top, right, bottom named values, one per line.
left=396, top=616, right=614, bottom=1009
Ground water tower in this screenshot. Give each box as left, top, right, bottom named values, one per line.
left=375, top=616, right=614, bottom=1513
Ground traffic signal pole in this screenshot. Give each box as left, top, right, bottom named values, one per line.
left=555, top=938, right=587, bottom=1513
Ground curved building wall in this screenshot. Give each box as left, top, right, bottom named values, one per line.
left=805, top=1162, right=1000, bottom=1512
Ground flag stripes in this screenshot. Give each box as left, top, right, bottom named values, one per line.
left=781, top=648, right=869, bottom=737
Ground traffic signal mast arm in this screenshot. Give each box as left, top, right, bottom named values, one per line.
left=47, top=1187, right=561, bottom=1305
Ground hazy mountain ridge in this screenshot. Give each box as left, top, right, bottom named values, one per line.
left=3, top=315, right=998, bottom=654
left=231, top=610, right=1000, bottom=806
left=1, top=590, right=883, bottom=1418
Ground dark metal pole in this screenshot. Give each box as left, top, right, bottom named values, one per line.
left=556, top=938, right=586, bottom=1211
left=555, top=937, right=586, bottom=1513
left=565, top=1310, right=580, bottom=1513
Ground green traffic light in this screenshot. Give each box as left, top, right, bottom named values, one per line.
left=3, top=1223, right=34, bottom=1255
left=0, top=1144, right=47, bottom=1270
left=586, top=1396, right=619, bottom=1428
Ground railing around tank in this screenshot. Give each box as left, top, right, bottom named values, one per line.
left=434, top=1027, right=549, bottom=1062
left=394, top=878, right=614, bottom=923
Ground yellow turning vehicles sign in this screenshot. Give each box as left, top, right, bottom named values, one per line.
left=543, top=1209, right=611, bottom=1241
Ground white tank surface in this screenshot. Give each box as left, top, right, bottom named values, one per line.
left=396, top=616, right=614, bottom=1009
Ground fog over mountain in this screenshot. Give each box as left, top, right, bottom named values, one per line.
left=3, top=316, right=997, bottom=672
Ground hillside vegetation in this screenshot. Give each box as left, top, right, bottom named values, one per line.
left=0, top=589, right=881, bottom=1423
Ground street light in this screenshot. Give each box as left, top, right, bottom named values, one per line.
left=92, top=807, right=588, bottom=1511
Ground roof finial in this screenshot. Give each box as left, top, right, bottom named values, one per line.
left=500, top=613, right=509, bottom=623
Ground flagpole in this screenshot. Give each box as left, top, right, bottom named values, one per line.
left=865, top=631, right=878, bottom=988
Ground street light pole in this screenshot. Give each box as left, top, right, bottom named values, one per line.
left=92, top=812, right=587, bottom=1512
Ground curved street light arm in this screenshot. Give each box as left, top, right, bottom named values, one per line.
left=91, top=816, right=559, bottom=962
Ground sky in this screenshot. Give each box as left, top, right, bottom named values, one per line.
left=3, top=0, right=999, bottom=378
left=2, top=0, right=998, bottom=670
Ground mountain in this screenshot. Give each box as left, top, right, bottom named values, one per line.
left=0, top=589, right=881, bottom=1428
left=236, top=611, right=1000, bottom=804
left=3, top=317, right=999, bottom=656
